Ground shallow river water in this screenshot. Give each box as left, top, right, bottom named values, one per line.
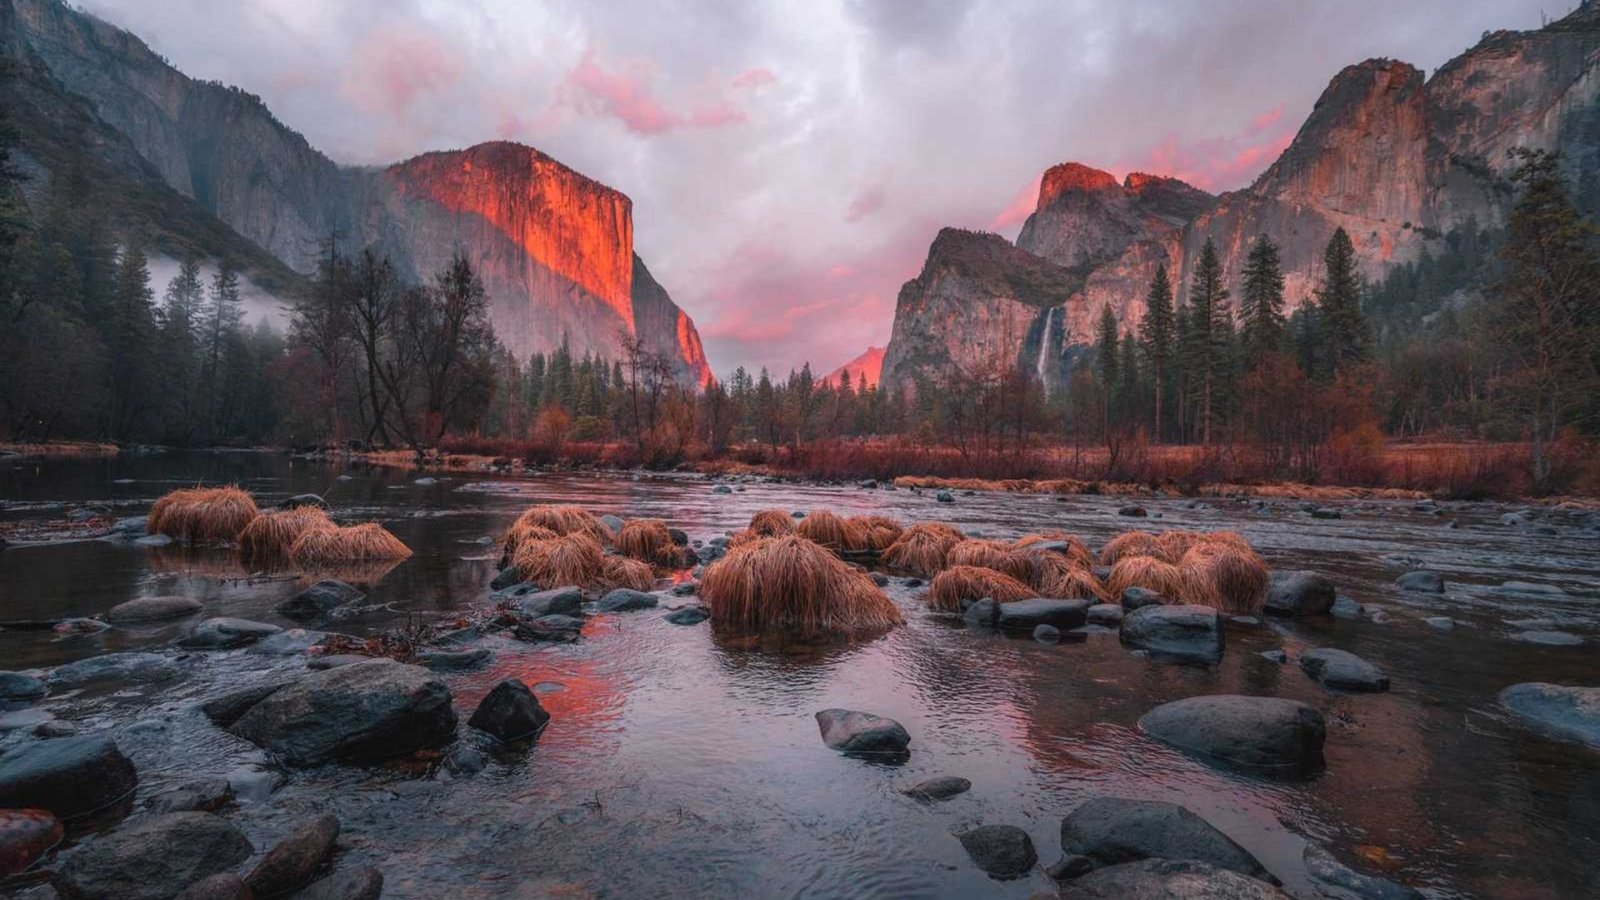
left=1, top=451, right=1597, bottom=899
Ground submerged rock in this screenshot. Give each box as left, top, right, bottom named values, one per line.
left=417, top=648, right=492, bottom=670
left=1509, top=630, right=1584, bottom=646
left=596, top=588, right=658, bottom=612
left=1330, top=596, right=1364, bottom=619
left=1264, top=571, right=1335, bottom=617
left=246, top=813, right=340, bottom=898
left=664, top=606, right=709, bottom=625
left=176, top=873, right=251, bottom=900
left=48, top=652, right=178, bottom=688
left=144, top=778, right=233, bottom=814
left=1396, top=570, right=1444, bottom=593
left=104, top=596, right=203, bottom=624
left=228, top=659, right=457, bottom=766
left=1303, top=843, right=1422, bottom=900
left=0, top=808, right=61, bottom=877
left=279, top=493, right=329, bottom=510
left=201, top=683, right=290, bottom=728
left=1424, top=616, right=1455, bottom=632
left=1499, top=683, right=1600, bottom=748
left=957, top=824, right=1037, bottom=879
left=468, top=679, right=550, bottom=742
left=962, top=598, right=1000, bottom=629
left=1139, top=695, right=1325, bottom=772
left=277, top=580, right=365, bottom=621
left=514, top=586, right=583, bottom=618
left=1120, top=604, right=1223, bottom=661
left=289, top=865, right=384, bottom=900
left=1493, top=581, right=1568, bottom=599
left=995, top=598, right=1090, bottom=631
left=0, top=672, right=46, bottom=702
left=1059, top=859, right=1287, bottom=899
left=1120, top=587, right=1164, bottom=610
left=1034, top=624, right=1061, bottom=642
left=180, top=617, right=282, bottom=650
left=1299, top=647, right=1390, bottom=692
left=815, top=708, right=910, bottom=754
left=935, top=490, right=955, bottom=503
left=0, top=735, right=137, bottom=823
left=1086, top=604, right=1124, bottom=627
left=1057, top=797, right=1272, bottom=880
left=901, top=776, right=970, bottom=801
left=56, top=812, right=251, bottom=900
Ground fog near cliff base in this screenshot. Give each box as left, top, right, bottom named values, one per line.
left=145, top=254, right=291, bottom=335
left=82, top=0, right=1550, bottom=376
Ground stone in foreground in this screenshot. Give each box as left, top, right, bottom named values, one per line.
left=0, top=735, right=137, bottom=823
left=144, top=778, right=233, bottom=814
left=1303, top=843, right=1422, bottom=900
left=277, top=580, right=365, bottom=621
left=815, top=708, right=911, bottom=754
left=291, top=865, right=384, bottom=899
left=104, top=596, right=203, bottom=623
left=995, top=598, right=1090, bottom=631
left=246, top=812, right=340, bottom=897
left=0, top=808, right=61, bottom=877
left=1059, top=859, right=1287, bottom=898
left=1499, top=683, right=1600, bottom=748
left=901, top=776, right=971, bottom=801
left=1139, top=695, right=1325, bottom=772
left=596, top=588, right=659, bottom=612
left=180, top=617, right=282, bottom=649
left=228, top=659, right=457, bottom=766
left=1395, top=570, right=1444, bottom=593
left=56, top=812, right=251, bottom=900
left=1264, top=571, right=1335, bottom=617
left=1120, top=604, right=1224, bottom=660
left=0, top=672, right=46, bottom=702
left=1299, top=647, right=1390, bottom=692
left=468, top=679, right=550, bottom=741
left=1057, top=797, right=1272, bottom=880
left=177, top=873, right=251, bottom=900
left=958, top=824, right=1037, bottom=879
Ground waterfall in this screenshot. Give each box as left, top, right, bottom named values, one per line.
left=1035, top=306, right=1058, bottom=397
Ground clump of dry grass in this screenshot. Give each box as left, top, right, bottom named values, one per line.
left=148, top=486, right=261, bottom=544
left=1012, top=532, right=1095, bottom=568
left=238, top=506, right=334, bottom=564
left=747, top=509, right=796, bottom=537
left=946, top=539, right=1034, bottom=582
left=616, top=518, right=690, bottom=568
left=927, top=565, right=1036, bottom=611
left=882, top=521, right=965, bottom=576
left=503, top=504, right=613, bottom=558
left=289, top=523, right=412, bottom=564
left=598, top=554, right=656, bottom=592
left=846, top=514, right=904, bottom=552
left=1105, top=556, right=1219, bottom=607
left=699, top=535, right=903, bottom=638
left=1098, top=530, right=1163, bottom=565
left=1179, top=544, right=1268, bottom=614
left=510, top=533, right=604, bottom=589
left=795, top=509, right=868, bottom=553
left=1027, top=551, right=1110, bottom=601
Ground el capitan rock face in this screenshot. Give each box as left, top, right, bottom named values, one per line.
left=4, top=0, right=712, bottom=385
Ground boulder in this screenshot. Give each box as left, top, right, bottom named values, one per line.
left=279, top=494, right=328, bottom=510
left=712, top=484, right=733, bottom=494
left=180, top=618, right=282, bottom=650
left=1057, top=797, right=1271, bottom=879
left=1299, top=648, right=1389, bottom=692
left=307, top=654, right=373, bottom=669
left=103, top=596, right=203, bottom=624
left=995, top=598, right=1090, bottom=631
left=55, top=812, right=251, bottom=900
left=1264, top=571, right=1335, bottom=617
left=1303, top=843, right=1422, bottom=900
left=1118, top=506, right=1148, bottom=518
left=0, top=808, right=61, bottom=877
left=489, top=567, right=523, bottom=591
left=245, top=813, right=340, bottom=898
left=48, top=653, right=179, bottom=688
left=228, top=659, right=457, bottom=766
left=962, top=598, right=1000, bottom=628
left=901, top=776, right=970, bottom=802
left=815, top=708, right=910, bottom=754
left=1395, top=570, right=1444, bottom=593
left=1034, top=624, right=1061, bottom=642
left=1086, top=604, right=1124, bottom=627
left=599, top=514, right=625, bottom=533
left=201, top=682, right=289, bottom=728
left=1059, top=859, right=1287, bottom=899
left=177, top=874, right=251, bottom=900
left=595, top=589, right=658, bottom=612
left=513, top=586, right=583, bottom=618
left=0, top=672, right=46, bottom=702
left=143, top=778, right=233, bottom=814
left=416, top=648, right=492, bottom=670
left=935, top=490, right=955, bottom=503
left=1330, top=596, right=1363, bottom=620
left=1138, top=695, right=1325, bottom=772
left=1120, top=587, right=1164, bottom=610
left=252, top=629, right=330, bottom=656
left=467, top=679, right=550, bottom=741
left=1120, top=605, right=1224, bottom=661
left=277, top=580, right=364, bottom=621
left=957, top=824, right=1037, bottom=880
left=1499, top=683, right=1600, bottom=748
left=0, top=735, right=137, bottom=823
left=289, top=865, right=384, bottom=900
left=665, top=606, right=709, bottom=626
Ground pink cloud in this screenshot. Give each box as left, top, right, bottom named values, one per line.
left=561, top=49, right=756, bottom=136
left=731, top=67, right=777, bottom=90
left=341, top=26, right=461, bottom=119
left=845, top=183, right=887, bottom=222
left=1112, top=106, right=1296, bottom=191
left=989, top=175, right=1042, bottom=231
left=1249, top=103, right=1286, bottom=132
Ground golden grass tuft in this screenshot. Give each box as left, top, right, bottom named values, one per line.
left=503, top=504, right=613, bottom=558
left=148, top=486, right=261, bottom=544
left=927, top=565, right=1036, bottom=612
left=238, top=506, right=334, bottom=564
left=699, top=535, right=903, bottom=638
left=1105, top=556, right=1219, bottom=607
left=946, top=539, right=1034, bottom=582
left=1012, top=532, right=1095, bottom=568
left=1179, top=544, right=1268, bottom=614
left=289, top=523, right=412, bottom=564
left=794, top=509, right=869, bottom=553
left=846, top=514, right=904, bottom=552
left=1098, top=530, right=1163, bottom=565
left=616, top=518, right=690, bottom=568
left=598, top=554, right=656, bottom=592
left=748, top=508, right=797, bottom=537
left=1027, top=551, right=1110, bottom=601
left=882, top=521, right=965, bottom=576
left=510, top=533, right=605, bottom=590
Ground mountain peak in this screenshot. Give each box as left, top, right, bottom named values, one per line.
left=823, top=346, right=885, bottom=388
left=1037, top=162, right=1120, bottom=208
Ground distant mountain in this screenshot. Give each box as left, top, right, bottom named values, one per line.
left=1, top=0, right=712, bottom=385
left=823, top=346, right=885, bottom=389
left=884, top=1, right=1600, bottom=394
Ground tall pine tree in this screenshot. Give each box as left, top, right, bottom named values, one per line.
left=1096, top=303, right=1119, bottom=388
left=1315, top=227, right=1370, bottom=378
left=1138, top=264, right=1176, bottom=442
left=1189, top=238, right=1231, bottom=445
left=1239, top=233, right=1286, bottom=369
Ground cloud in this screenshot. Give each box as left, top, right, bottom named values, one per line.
left=341, top=25, right=462, bottom=120
left=989, top=176, right=1042, bottom=233
left=845, top=182, right=887, bottom=222
left=560, top=48, right=753, bottom=135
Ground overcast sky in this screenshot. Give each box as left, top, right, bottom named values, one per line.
left=84, top=0, right=1554, bottom=377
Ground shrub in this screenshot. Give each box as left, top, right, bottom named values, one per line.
left=148, top=486, right=260, bottom=544
left=238, top=506, right=333, bottom=564
left=699, top=535, right=902, bottom=638
left=616, top=518, right=689, bottom=568
left=946, top=539, right=1033, bottom=582
left=927, top=565, right=1035, bottom=611
left=510, top=533, right=604, bottom=589
left=882, top=521, right=965, bottom=576
left=289, top=523, right=412, bottom=564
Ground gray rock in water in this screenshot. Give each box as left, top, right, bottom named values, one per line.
left=1303, top=843, right=1422, bottom=900
left=288, top=865, right=384, bottom=900
left=279, top=493, right=328, bottom=510
left=104, top=596, right=203, bottom=624
left=1058, top=797, right=1272, bottom=880
left=489, top=567, right=524, bottom=591
left=1424, top=617, right=1455, bottom=632
left=1499, top=683, right=1600, bottom=748
left=1509, top=630, right=1584, bottom=646
left=48, top=652, right=179, bottom=688
left=228, top=659, right=457, bottom=766
left=1330, top=596, right=1364, bottom=620
left=417, top=648, right=492, bottom=670
left=957, top=824, right=1037, bottom=880
left=901, top=775, right=970, bottom=801
left=1120, top=604, right=1223, bottom=661
left=56, top=812, right=252, bottom=900
left=180, top=617, right=282, bottom=650
left=1259, top=649, right=1287, bottom=664
left=134, top=534, right=173, bottom=546
left=201, top=682, right=290, bottom=728
left=1034, top=624, right=1062, bottom=642
left=1120, top=587, right=1164, bottom=610
left=1311, top=507, right=1342, bottom=519
left=1086, top=604, right=1124, bottom=627
left=1139, top=695, right=1325, bottom=772
left=1059, top=859, right=1287, bottom=899
left=1299, top=647, right=1389, bottom=692
left=599, top=514, right=625, bottom=533
left=935, top=490, right=955, bottom=503
left=0, top=671, right=47, bottom=702
left=1396, top=570, right=1444, bottom=593
left=712, top=484, right=733, bottom=494
left=1264, top=571, right=1335, bottom=617
left=665, top=606, right=710, bottom=625
left=306, top=653, right=373, bottom=670
left=144, top=778, right=233, bottom=814
left=414, top=477, right=437, bottom=486
left=815, top=708, right=910, bottom=754
left=176, top=873, right=251, bottom=900
left=0, top=735, right=137, bottom=823
left=245, top=813, right=340, bottom=898
left=1493, top=581, right=1568, bottom=599
left=251, top=628, right=330, bottom=657
left=963, top=597, right=1000, bottom=629
left=596, top=588, right=658, bottom=612
left=996, top=598, right=1089, bottom=631
left=468, top=679, right=550, bottom=742
left=277, top=580, right=364, bottom=622
left=1118, top=506, right=1148, bottom=518
left=514, top=586, right=583, bottom=618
